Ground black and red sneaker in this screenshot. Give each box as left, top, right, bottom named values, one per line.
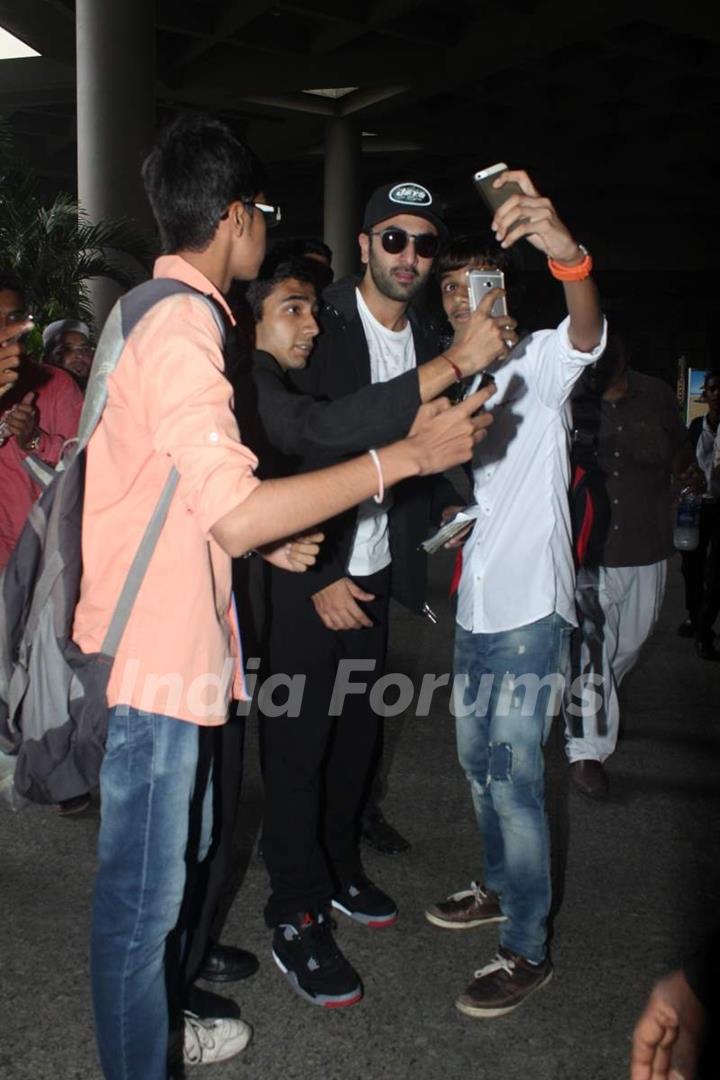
left=272, top=911, right=362, bottom=1008
left=331, top=876, right=398, bottom=928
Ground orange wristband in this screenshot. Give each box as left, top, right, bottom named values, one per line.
left=548, top=245, right=592, bottom=282
left=441, top=353, right=463, bottom=382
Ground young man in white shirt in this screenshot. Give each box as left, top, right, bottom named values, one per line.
left=425, top=170, right=606, bottom=1018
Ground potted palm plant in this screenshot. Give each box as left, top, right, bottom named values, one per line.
left=0, top=118, right=153, bottom=353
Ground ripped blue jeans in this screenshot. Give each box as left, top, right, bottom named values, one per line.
left=453, top=613, right=571, bottom=964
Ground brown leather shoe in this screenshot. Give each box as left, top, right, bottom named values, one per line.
left=455, top=947, right=553, bottom=1018
left=425, top=882, right=506, bottom=929
left=569, top=759, right=609, bottom=800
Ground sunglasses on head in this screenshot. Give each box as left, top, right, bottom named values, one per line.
left=369, top=227, right=440, bottom=259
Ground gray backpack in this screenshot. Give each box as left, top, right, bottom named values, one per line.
left=0, top=279, right=226, bottom=808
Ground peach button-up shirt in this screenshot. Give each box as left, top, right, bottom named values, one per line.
left=73, top=256, right=260, bottom=725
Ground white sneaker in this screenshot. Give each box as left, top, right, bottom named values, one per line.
left=183, top=1011, right=252, bottom=1065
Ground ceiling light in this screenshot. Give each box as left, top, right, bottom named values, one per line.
left=303, top=88, right=359, bottom=99
left=0, top=27, right=40, bottom=60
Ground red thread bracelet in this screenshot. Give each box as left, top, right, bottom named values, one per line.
left=441, top=353, right=463, bottom=382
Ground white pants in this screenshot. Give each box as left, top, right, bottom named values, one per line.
left=564, top=561, right=667, bottom=764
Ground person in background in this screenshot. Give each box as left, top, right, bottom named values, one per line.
left=691, top=369, right=720, bottom=659
left=42, top=318, right=95, bottom=390
left=0, top=282, right=87, bottom=816
left=0, top=274, right=83, bottom=570
left=265, top=235, right=334, bottom=291
left=564, top=335, right=690, bottom=799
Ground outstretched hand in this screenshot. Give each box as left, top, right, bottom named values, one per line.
left=630, top=969, right=705, bottom=1080
left=260, top=531, right=324, bottom=573
left=407, top=384, right=495, bottom=476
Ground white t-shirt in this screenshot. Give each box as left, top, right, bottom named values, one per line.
left=456, top=316, right=607, bottom=634
left=348, top=287, right=417, bottom=577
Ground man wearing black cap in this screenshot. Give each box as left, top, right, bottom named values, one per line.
left=255, top=181, right=516, bottom=1008
left=311, top=182, right=453, bottom=855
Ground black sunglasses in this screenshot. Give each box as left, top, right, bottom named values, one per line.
left=369, top=228, right=440, bottom=260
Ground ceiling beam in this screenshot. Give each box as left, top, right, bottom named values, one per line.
left=177, top=37, right=437, bottom=98
left=166, top=0, right=275, bottom=69
left=339, top=85, right=407, bottom=116
left=236, top=92, right=337, bottom=117
left=301, top=0, right=444, bottom=55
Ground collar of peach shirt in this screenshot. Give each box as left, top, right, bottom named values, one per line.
left=152, top=254, right=236, bottom=327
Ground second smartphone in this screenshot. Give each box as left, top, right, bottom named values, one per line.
left=467, top=267, right=507, bottom=319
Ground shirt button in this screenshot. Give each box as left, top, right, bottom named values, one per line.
left=617, top=426, right=623, bottom=432
left=613, top=524, right=619, bottom=531
left=614, top=451, right=620, bottom=457
left=483, top=507, right=491, bottom=515
left=613, top=470, right=619, bottom=477
left=613, top=498, right=619, bottom=504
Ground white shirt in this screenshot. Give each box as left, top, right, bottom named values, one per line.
left=348, top=287, right=416, bottom=577
left=456, top=316, right=607, bottom=634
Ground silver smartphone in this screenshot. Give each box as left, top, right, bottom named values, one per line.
left=467, top=268, right=507, bottom=318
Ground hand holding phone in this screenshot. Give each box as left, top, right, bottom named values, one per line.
left=473, top=163, right=524, bottom=216
left=473, top=163, right=532, bottom=243
left=467, top=268, right=507, bottom=319
left=474, top=167, right=583, bottom=260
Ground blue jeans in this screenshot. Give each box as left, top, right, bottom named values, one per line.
left=91, top=707, right=213, bottom=1080
left=454, top=613, right=571, bottom=964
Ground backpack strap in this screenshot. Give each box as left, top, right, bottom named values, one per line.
left=20, top=454, right=57, bottom=490
left=76, top=279, right=227, bottom=454
left=101, top=464, right=179, bottom=657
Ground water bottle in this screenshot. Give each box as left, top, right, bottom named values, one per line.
left=674, top=487, right=701, bottom=551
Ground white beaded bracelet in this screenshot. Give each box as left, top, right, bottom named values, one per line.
left=368, top=448, right=384, bottom=504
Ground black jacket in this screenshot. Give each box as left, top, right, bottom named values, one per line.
left=251, top=275, right=462, bottom=613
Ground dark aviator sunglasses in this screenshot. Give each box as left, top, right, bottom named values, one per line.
left=369, top=227, right=440, bottom=260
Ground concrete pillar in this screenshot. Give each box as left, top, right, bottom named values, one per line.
left=76, top=0, right=156, bottom=329
left=323, top=118, right=361, bottom=281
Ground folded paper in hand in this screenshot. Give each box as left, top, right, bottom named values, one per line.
left=421, top=506, right=480, bottom=554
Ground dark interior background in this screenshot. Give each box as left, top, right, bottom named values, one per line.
left=1, top=0, right=717, bottom=381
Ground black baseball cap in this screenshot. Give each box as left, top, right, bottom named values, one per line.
left=362, top=181, right=448, bottom=239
